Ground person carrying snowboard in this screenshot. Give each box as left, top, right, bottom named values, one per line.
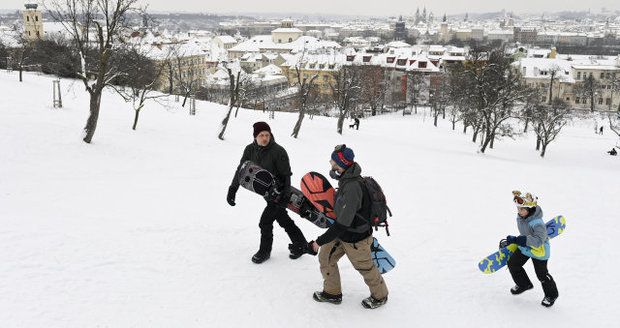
left=308, top=145, right=389, bottom=309
left=227, top=121, right=310, bottom=264
left=499, top=191, right=559, bottom=307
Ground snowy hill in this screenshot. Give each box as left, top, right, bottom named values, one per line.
left=1, top=71, right=619, bottom=327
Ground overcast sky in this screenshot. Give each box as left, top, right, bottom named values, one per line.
left=3, top=0, right=619, bottom=16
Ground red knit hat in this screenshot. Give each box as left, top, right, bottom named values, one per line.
left=253, top=121, right=271, bottom=138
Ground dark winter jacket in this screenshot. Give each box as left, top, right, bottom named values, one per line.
left=230, top=136, right=292, bottom=193
left=316, top=163, right=371, bottom=245
left=516, top=206, right=550, bottom=260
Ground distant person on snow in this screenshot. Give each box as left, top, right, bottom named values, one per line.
left=499, top=191, right=559, bottom=307
left=608, top=147, right=617, bottom=156
left=227, top=122, right=310, bottom=264
left=308, top=145, right=389, bottom=309
left=348, top=117, right=360, bottom=130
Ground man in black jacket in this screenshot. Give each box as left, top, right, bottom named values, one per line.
left=309, top=145, right=389, bottom=309
left=227, top=122, right=309, bottom=264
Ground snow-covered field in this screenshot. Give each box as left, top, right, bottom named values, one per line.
left=1, top=71, right=619, bottom=327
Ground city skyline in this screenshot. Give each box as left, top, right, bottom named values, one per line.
left=1, top=0, right=619, bottom=17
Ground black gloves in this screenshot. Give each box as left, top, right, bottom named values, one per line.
left=227, top=186, right=237, bottom=206
left=507, top=235, right=527, bottom=247
left=268, top=184, right=290, bottom=206
left=307, top=241, right=318, bottom=256
left=499, top=235, right=527, bottom=248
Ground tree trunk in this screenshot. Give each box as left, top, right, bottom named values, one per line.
left=234, top=102, right=241, bottom=118
left=452, top=120, right=456, bottom=130
left=590, top=93, right=595, bottom=112
left=472, top=126, right=479, bottom=142
left=524, top=118, right=529, bottom=133
left=218, top=103, right=234, bottom=140
left=83, top=90, right=103, bottom=143
left=480, top=134, right=492, bottom=153
left=540, top=142, right=547, bottom=157
left=337, top=113, right=345, bottom=135
left=19, top=67, right=23, bottom=82
left=181, top=91, right=190, bottom=107
left=292, top=110, right=305, bottom=138
left=433, top=113, right=438, bottom=127
left=490, top=133, right=495, bottom=149
left=132, top=107, right=142, bottom=130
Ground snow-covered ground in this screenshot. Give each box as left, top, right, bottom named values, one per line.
left=1, top=71, right=619, bottom=327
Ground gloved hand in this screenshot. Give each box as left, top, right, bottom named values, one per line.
left=307, top=240, right=319, bottom=256
left=506, top=235, right=527, bottom=247
left=227, top=186, right=237, bottom=206
left=268, top=184, right=290, bottom=206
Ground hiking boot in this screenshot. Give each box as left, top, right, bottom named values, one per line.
left=510, top=284, right=533, bottom=295
left=361, top=296, right=388, bottom=309
left=288, top=243, right=308, bottom=259
left=541, top=296, right=557, bottom=307
left=312, top=291, right=342, bottom=304
left=251, top=251, right=270, bottom=264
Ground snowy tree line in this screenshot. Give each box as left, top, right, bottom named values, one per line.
left=1, top=2, right=618, bottom=152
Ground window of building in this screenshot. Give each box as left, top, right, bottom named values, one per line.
left=27, top=16, right=29, bottom=22
left=387, top=57, right=395, bottom=64
left=598, top=98, right=603, bottom=105
left=575, top=97, right=580, bottom=103
left=606, top=98, right=611, bottom=105
left=288, top=38, right=292, bottom=42
left=363, top=56, right=371, bottom=63
left=577, top=72, right=581, bottom=79
left=278, top=39, right=281, bottom=43
left=600, top=72, right=605, bottom=79
left=346, top=55, right=355, bottom=62
left=419, top=61, right=427, bottom=68
left=35, top=16, right=38, bottom=22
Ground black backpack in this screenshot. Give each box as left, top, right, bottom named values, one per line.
left=360, top=177, right=392, bottom=236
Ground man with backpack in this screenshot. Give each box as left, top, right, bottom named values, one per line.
left=308, top=145, right=389, bottom=309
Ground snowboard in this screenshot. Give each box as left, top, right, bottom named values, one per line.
left=237, top=161, right=333, bottom=228
left=478, top=215, right=566, bottom=274
left=300, top=171, right=396, bottom=274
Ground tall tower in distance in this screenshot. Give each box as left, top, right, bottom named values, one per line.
left=23, top=2, right=44, bottom=41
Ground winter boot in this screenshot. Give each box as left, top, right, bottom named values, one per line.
left=540, top=274, right=558, bottom=307
left=541, top=296, right=557, bottom=307
left=251, top=251, right=270, bottom=264
left=510, top=284, right=534, bottom=295
left=313, top=291, right=342, bottom=304
left=288, top=243, right=308, bottom=259
left=361, top=295, right=388, bottom=309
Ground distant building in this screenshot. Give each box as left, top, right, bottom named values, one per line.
left=23, top=2, right=44, bottom=41
left=394, top=16, right=407, bottom=41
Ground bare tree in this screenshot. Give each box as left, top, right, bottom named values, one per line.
left=574, top=74, right=602, bottom=113
left=45, top=0, right=140, bottom=143
left=291, top=55, right=319, bottom=138
left=407, top=71, right=427, bottom=115
left=360, top=65, right=387, bottom=116
left=331, top=65, right=362, bottom=134
left=430, top=76, right=449, bottom=127
left=546, top=64, right=562, bottom=105
left=530, top=98, right=572, bottom=157
left=218, top=61, right=242, bottom=140
left=463, top=50, right=529, bottom=153
left=609, top=112, right=620, bottom=140
left=111, top=48, right=166, bottom=130
left=610, top=73, right=620, bottom=112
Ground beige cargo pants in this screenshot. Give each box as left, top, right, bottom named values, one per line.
left=319, top=235, right=388, bottom=300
